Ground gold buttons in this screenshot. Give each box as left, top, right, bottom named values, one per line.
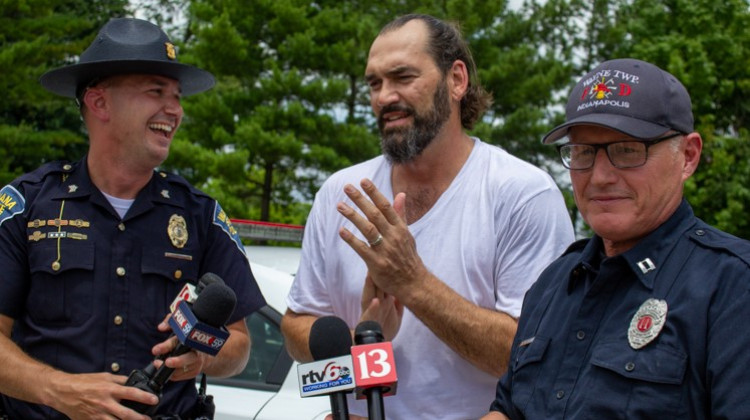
left=51, top=261, right=61, bottom=271
left=174, top=270, right=182, bottom=279
left=114, top=315, right=123, bottom=325
left=116, top=267, right=126, bottom=276
left=111, top=362, right=120, bottom=373
left=118, top=223, right=126, bottom=231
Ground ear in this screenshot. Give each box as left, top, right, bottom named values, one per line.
left=447, top=59, right=469, bottom=102
left=81, top=87, right=110, bottom=122
left=681, top=132, right=703, bottom=181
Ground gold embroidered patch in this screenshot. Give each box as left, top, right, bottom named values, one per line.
left=28, top=231, right=46, bottom=241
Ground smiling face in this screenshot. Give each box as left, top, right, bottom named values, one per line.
left=93, top=74, right=183, bottom=169
left=568, top=125, right=701, bottom=255
left=365, top=20, right=452, bottom=163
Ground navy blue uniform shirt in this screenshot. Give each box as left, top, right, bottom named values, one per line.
left=490, top=200, right=750, bottom=419
left=0, top=158, right=266, bottom=419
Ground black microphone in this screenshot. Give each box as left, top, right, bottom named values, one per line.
left=123, top=282, right=237, bottom=414
left=142, top=273, right=229, bottom=380
left=353, top=321, right=395, bottom=420
left=309, top=316, right=354, bottom=420
left=150, top=282, right=236, bottom=385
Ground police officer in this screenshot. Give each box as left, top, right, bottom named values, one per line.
left=482, top=58, right=750, bottom=419
left=0, top=18, right=265, bottom=419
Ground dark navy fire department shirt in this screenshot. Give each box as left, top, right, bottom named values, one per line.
left=490, top=200, right=750, bottom=419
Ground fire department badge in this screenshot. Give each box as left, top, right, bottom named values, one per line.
left=168, top=214, right=188, bottom=248
left=628, top=298, right=668, bottom=349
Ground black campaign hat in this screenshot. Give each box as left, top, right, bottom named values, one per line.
left=542, top=58, right=693, bottom=144
left=40, top=17, right=215, bottom=98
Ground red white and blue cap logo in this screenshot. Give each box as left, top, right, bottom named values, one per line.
left=542, top=58, right=693, bottom=144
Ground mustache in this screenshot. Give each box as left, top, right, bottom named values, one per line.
left=378, top=104, right=414, bottom=124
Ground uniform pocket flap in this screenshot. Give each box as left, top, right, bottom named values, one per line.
left=29, top=243, right=95, bottom=274
left=514, top=335, right=550, bottom=370
left=591, top=340, right=686, bottom=385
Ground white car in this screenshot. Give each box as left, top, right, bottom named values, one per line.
left=206, top=246, right=331, bottom=420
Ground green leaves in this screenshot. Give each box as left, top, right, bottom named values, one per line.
left=4, top=0, right=749, bottom=238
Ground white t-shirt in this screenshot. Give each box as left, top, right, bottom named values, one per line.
left=287, top=138, right=574, bottom=419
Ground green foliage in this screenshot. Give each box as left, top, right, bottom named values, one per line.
left=168, top=0, right=580, bottom=224
left=685, top=132, right=750, bottom=239
left=4, top=0, right=749, bottom=238
left=0, top=0, right=128, bottom=184
left=564, top=0, right=750, bottom=238
left=167, top=0, right=386, bottom=223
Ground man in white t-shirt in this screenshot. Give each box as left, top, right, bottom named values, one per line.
left=281, top=14, right=574, bottom=419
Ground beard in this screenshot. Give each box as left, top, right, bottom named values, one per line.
left=378, top=78, right=451, bottom=164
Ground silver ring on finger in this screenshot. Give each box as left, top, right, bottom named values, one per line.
left=368, top=233, right=383, bottom=247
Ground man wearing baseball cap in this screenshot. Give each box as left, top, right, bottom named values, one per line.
left=482, top=58, right=750, bottom=419
left=0, top=18, right=265, bottom=419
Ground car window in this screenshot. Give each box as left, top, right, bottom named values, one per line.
left=242, top=310, right=284, bottom=383
left=208, top=305, right=293, bottom=391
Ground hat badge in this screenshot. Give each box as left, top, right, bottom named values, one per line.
left=165, top=42, right=176, bottom=60
left=628, top=298, right=668, bottom=349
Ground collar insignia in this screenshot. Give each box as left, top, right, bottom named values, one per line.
left=636, top=258, right=656, bottom=274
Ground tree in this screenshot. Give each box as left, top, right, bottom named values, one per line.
left=163, top=0, right=381, bottom=223
left=167, top=0, right=579, bottom=224
left=564, top=0, right=750, bottom=239
left=0, top=0, right=129, bottom=185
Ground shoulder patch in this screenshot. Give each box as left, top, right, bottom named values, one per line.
left=0, top=185, right=26, bottom=227
left=213, top=202, right=246, bottom=255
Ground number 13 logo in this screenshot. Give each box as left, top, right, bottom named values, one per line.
left=351, top=342, right=398, bottom=388
left=356, top=348, right=392, bottom=379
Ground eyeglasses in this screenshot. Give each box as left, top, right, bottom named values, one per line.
left=557, top=132, right=684, bottom=170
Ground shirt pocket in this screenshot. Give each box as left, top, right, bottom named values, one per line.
left=511, top=335, right=551, bottom=411
left=584, top=339, right=687, bottom=419
left=27, top=243, right=95, bottom=325
left=138, top=247, right=200, bottom=339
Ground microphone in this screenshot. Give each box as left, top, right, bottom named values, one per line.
left=169, top=272, right=225, bottom=312
left=351, top=321, right=398, bottom=420
left=123, top=282, right=236, bottom=414
left=141, top=273, right=228, bottom=380
left=297, top=316, right=356, bottom=420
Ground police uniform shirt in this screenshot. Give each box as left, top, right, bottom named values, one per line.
left=490, top=200, right=750, bottom=419
left=0, top=158, right=266, bottom=419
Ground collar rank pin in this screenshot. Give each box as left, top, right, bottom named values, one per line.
left=628, top=298, right=668, bottom=349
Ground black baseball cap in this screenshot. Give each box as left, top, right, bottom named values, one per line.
left=40, top=17, right=215, bottom=98
left=542, top=58, right=693, bottom=144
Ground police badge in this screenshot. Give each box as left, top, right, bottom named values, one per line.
left=628, top=298, right=668, bottom=349
left=168, top=214, right=188, bottom=248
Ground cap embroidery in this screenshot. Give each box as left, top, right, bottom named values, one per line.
left=578, top=70, right=639, bottom=112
